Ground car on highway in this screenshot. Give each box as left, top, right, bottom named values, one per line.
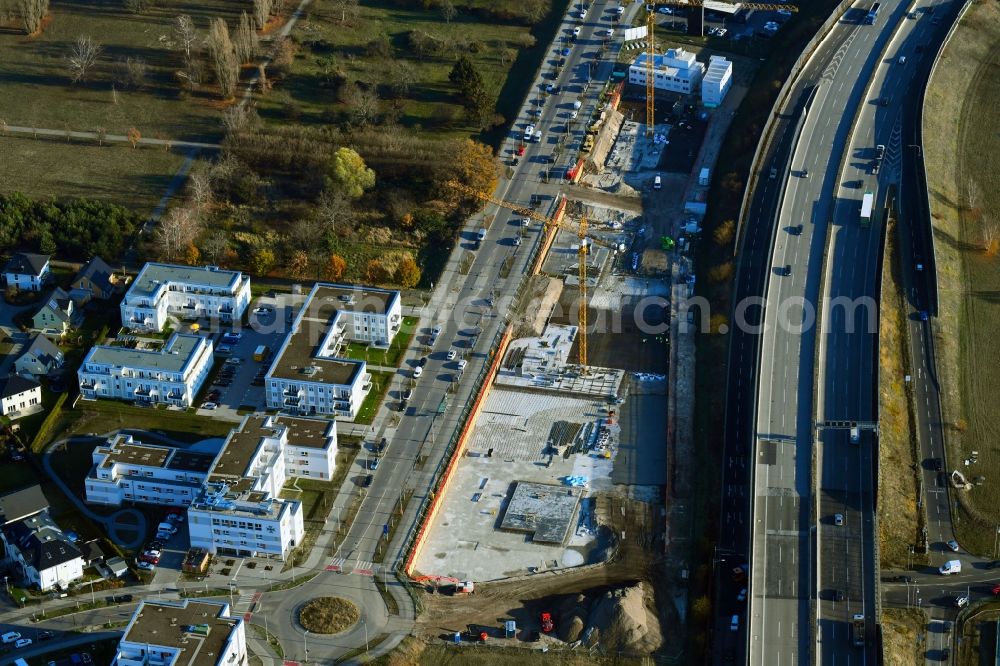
left=919, top=310, right=929, bottom=321
left=834, top=513, right=844, bottom=526
left=737, top=588, right=747, bottom=602
left=946, top=539, right=960, bottom=552
left=770, top=167, right=778, bottom=179
left=930, top=457, right=943, bottom=471
left=986, top=560, right=1000, bottom=570
left=2, top=632, right=21, bottom=644
left=15, top=638, right=32, bottom=648
left=879, top=96, right=889, bottom=106
left=992, top=583, right=1000, bottom=595
left=782, top=264, right=792, bottom=277
left=413, top=365, right=423, bottom=378
left=897, top=55, right=907, bottom=65
left=954, top=594, right=969, bottom=608
left=730, top=615, right=739, bottom=632
left=447, top=350, right=457, bottom=360
left=801, top=168, right=809, bottom=178
left=790, top=224, right=804, bottom=235
left=831, top=590, right=845, bottom=601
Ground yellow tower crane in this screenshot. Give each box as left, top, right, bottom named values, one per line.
left=451, top=182, right=623, bottom=368
left=642, top=0, right=797, bottom=135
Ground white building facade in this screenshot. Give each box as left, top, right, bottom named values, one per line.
left=115, top=600, right=248, bottom=666
left=120, top=263, right=251, bottom=332
left=1, top=512, right=85, bottom=591
left=85, top=415, right=336, bottom=560
left=702, top=55, right=733, bottom=107
left=265, top=284, right=402, bottom=419
left=78, top=333, right=214, bottom=408
left=628, top=49, right=706, bottom=95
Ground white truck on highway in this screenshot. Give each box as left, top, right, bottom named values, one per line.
left=860, top=191, right=874, bottom=227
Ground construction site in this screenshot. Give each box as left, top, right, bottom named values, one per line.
left=404, top=6, right=763, bottom=657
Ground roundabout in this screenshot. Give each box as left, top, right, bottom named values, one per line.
left=297, top=596, right=360, bottom=635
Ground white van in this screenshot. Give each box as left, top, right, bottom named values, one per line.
left=939, top=559, right=961, bottom=575
left=157, top=521, right=177, bottom=534
left=653, top=174, right=662, bottom=190
left=850, top=427, right=860, bottom=444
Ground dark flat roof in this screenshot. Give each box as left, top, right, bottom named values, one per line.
left=124, top=600, right=239, bottom=666
left=167, top=450, right=216, bottom=474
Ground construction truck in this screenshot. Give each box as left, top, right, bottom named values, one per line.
left=851, top=613, right=865, bottom=647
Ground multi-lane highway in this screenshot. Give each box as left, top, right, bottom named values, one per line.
left=733, top=0, right=960, bottom=663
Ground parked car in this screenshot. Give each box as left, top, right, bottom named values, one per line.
left=364, top=474, right=374, bottom=488
left=370, top=458, right=379, bottom=471
left=447, top=350, right=457, bottom=361
left=457, top=360, right=468, bottom=371
left=201, top=402, right=218, bottom=410
left=413, top=366, right=423, bottom=378
left=137, top=560, right=156, bottom=571
left=834, top=513, right=844, bottom=526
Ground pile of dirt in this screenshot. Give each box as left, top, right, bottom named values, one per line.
left=556, top=593, right=590, bottom=642
left=582, top=582, right=662, bottom=654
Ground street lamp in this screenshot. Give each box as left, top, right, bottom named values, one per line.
left=362, top=617, right=369, bottom=653
left=304, top=629, right=309, bottom=663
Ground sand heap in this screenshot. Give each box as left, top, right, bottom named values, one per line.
left=581, top=582, right=662, bottom=654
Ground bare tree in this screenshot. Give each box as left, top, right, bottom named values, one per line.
left=207, top=18, right=239, bottom=99
left=154, top=206, right=202, bottom=261
left=315, top=189, right=354, bottom=235
left=222, top=104, right=259, bottom=134
left=982, top=216, right=1000, bottom=256
left=389, top=60, right=416, bottom=98
left=234, top=11, right=258, bottom=64
left=199, top=232, right=229, bottom=264
left=123, top=0, right=154, bottom=14
left=173, top=15, right=198, bottom=63
left=114, top=56, right=147, bottom=89
left=966, top=180, right=982, bottom=214
left=252, top=0, right=273, bottom=30
left=440, top=0, right=456, bottom=23
left=68, top=35, right=102, bottom=84
left=16, top=0, right=48, bottom=34
left=344, top=83, right=379, bottom=126
left=188, top=170, right=214, bottom=210
left=328, top=0, right=359, bottom=23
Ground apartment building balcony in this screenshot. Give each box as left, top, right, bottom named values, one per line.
left=362, top=373, right=372, bottom=391
left=283, top=395, right=302, bottom=409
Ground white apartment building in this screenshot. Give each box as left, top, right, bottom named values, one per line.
left=265, top=283, right=402, bottom=419
left=78, top=333, right=214, bottom=408
left=114, top=599, right=247, bottom=666
left=120, top=263, right=251, bottom=332
left=85, top=415, right=336, bottom=560
left=628, top=49, right=706, bottom=95
left=85, top=434, right=216, bottom=507
left=702, top=55, right=733, bottom=107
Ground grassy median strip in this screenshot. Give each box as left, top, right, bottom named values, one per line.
left=877, top=216, right=922, bottom=568
left=249, top=623, right=284, bottom=659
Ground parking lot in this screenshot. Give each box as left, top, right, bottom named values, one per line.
left=195, top=296, right=296, bottom=421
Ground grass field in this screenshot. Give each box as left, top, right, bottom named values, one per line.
left=923, top=0, right=1000, bottom=552
left=256, top=0, right=557, bottom=138
left=0, top=135, right=189, bottom=216
left=343, top=315, right=418, bottom=367
left=354, top=370, right=395, bottom=425
left=881, top=608, right=928, bottom=666
left=878, top=217, right=921, bottom=568
left=0, top=0, right=241, bottom=142
left=52, top=399, right=235, bottom=444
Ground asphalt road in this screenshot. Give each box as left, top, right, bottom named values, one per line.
left=745, top=0, right=935, bottom=663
